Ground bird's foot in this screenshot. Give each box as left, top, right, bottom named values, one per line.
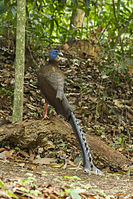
left=53, top=110, right=56, bottom=116
left=42, top=114, right=49, bottom=120
left=42, top=103, right=49, bottom=120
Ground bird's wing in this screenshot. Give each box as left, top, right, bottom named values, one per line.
left=44, top=67, right=64, bottom=101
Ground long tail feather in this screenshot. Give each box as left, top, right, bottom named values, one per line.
left=69, top=112, right=104, bottom=175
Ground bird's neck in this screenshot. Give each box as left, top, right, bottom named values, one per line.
left=49, top=59, right=57, bottom=65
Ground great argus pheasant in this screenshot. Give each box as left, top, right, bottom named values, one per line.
left=37, top=49, right=103, bottom=175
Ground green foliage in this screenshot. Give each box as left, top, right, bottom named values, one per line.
left=64, top=175, right=81, bottom=180
left=98, top=46, right=132, bottom=84
left=69, top=189, right=81, bottom=199
left=41, top=170, right=47, bottom=176
left=0, top=0, right=132, bottom=45
left=19, top=173, right=41, bottom=197
left=0, top=0, right=7, bottom=15
left=0, top=179, right=17, bottom=198
left=0, top=86, right=14, bottom=96
left=110, top=136, right=127, bottom=148
left=0, top=0, right=132, bottom=80
left=0, top=86, right=14, bottom=105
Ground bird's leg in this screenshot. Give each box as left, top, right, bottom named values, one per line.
left=42, top=103, right=49, bottom=120
left=42, top=104, right=57, bottom=120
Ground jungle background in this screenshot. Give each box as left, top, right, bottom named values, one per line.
left=0, top=0, right=133, bottom=198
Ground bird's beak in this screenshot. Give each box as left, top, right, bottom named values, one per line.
left=58, top=51, right=63, bottom=56
left=56, top=51, right=63, bottom=61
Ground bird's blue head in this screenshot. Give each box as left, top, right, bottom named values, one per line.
left=49, top=49, right=62, bottom=60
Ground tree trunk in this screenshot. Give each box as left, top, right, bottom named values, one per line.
left=12, top=0, right=26, bottom=123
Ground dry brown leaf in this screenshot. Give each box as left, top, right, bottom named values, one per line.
left=34, top=157, right=56, bottom=165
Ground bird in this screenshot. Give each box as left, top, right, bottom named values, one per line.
left=37, top=49, right=103, bottom=175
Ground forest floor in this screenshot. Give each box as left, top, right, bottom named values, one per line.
left=0, top=161, right=133, bottom=199
left=0, top=38, right=133, bottom=198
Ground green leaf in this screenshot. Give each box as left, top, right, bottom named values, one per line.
left=125, top=58, right=133, bottom=67
left=84, top=0, right=90, bottom=8
left=0, top=180, right=5, bottom=188
left=121, top=62, right=127, bottom=72
left=25, top=173, right=33, bottom=177
left=94, top=189, right=106, bottom=196
left=71, top=0, right=78, bottom=6
left=41, top=171, right=47, bottom=176
left=104, top=69, right=114, bottom=75
left=11, top=6, right=16, bottom=17
left=64, top=176, right=81, bottom=180
left=70, top=189, right=81, bottom=199
left=7, top=191, right=18, bottom=198
left=20, top=187, right=29, bottom=192
left=120, top=1, right=131, bottom=13
left=30, top=190, right=41, bottom=196
left=61, top=0, right=67, bottom=4
left=0, top=0, right=6, bottom=15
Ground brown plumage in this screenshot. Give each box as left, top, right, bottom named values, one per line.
left=38, top=59, right=71, bottom=120
left=37, top=49, right=103, bottom=175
